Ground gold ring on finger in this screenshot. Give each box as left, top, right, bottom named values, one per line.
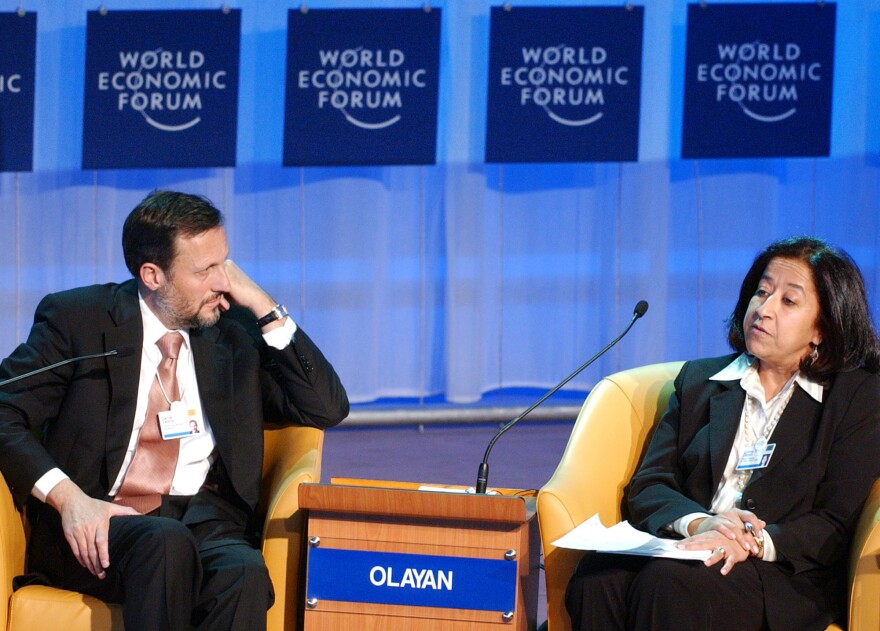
left=714, top=546, right=726, bottom=557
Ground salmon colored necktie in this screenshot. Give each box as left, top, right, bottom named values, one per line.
left=114, top=332, right=184, bottom=513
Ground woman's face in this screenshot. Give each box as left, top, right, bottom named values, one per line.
left=743, top=257, right=823, bottom=375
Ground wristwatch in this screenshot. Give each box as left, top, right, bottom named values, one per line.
left=257, top=304, right=288, bottom=327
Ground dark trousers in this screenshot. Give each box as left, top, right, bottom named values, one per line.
left=565, top=552, right=769, bottom=631
left=26, top=488, right=273, bottom=631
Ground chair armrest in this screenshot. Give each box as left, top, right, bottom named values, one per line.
left=537, top=484, right=588, bottom=631
left=846, top=477, right=880, bottom=631
left=0, top=472, right=27, bottom=631
left=537, top=376, right=647, bottom=631
left=8, top=585, right=122, bottom=630
left=537, top=362, right=682, bottom=631
left=261, top=425, right=325, bottom=631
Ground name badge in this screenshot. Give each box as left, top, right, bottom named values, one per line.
left=158, top=401, right=203, bottom=439
left=736, top=442, right=776, bottom=471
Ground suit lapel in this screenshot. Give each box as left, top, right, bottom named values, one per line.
left=104, top=281, right=145, bottom=487
left=190, top=326, right=233, bottom=452
left=708, top=382, right=746, bottom=488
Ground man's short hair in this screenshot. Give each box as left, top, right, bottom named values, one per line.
left=122, top=190, right=224, bottom=278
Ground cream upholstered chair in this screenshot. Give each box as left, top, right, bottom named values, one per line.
left=0, top=424, right=324, bottom=631
left=537, top=361, right=880, bottom=631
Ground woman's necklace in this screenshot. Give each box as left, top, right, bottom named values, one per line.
left=734, top=384, right=796, bottom=494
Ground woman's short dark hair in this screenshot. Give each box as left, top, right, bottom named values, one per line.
left=727, top=236, right=880, bottom=380
left=122, top=190, right=224, bottom=278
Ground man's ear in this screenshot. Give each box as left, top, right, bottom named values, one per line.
left=139, top=262, right=165, bottom=291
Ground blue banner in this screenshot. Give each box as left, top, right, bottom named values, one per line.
left=82, top=9, right=240, bottom=169
left=682, top=3, right=836, bottom=158
left=283, top=8, right=441, bottom=167
left=0, top=12, right=36, bottom=172
left=306, top=547, right=517, bottom=612
left=485, top=6, right=644, bottom=164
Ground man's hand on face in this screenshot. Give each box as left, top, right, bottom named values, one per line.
left=219, top=260, right=286, bottom=331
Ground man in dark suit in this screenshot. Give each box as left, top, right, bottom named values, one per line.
left=0, top=191, right=349, bottom=630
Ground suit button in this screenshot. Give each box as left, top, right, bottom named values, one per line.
left=745, top=498, right=757, bottom=510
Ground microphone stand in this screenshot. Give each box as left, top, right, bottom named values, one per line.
left=474, top=301, right=648, bottom=494
left=0, top=349, right=122, bottom=388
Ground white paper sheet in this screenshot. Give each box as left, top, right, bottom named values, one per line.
left=552, top=514, right=712, bottom=561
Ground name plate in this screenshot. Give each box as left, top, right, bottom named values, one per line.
left=306, top=547, right=517, bottom=612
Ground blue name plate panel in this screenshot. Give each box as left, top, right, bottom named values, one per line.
left=306, top=547, right=517, bottom=612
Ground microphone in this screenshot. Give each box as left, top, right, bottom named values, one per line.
left=474, top=300, right=649, bottom=494
left=0, top=347, right=135, bottom=388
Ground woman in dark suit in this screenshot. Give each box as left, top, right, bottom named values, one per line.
left=566, top=236, right=880, bottom=630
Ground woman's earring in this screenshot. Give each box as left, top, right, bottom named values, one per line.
left=809, top=344, right=819, bottom=363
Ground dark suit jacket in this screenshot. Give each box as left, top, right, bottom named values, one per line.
left=0, top=280, right=348, bottom=520
left=627, top=354, right=880, bottom=630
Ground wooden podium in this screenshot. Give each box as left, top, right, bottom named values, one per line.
left=298, top=479, right=539, bottom=630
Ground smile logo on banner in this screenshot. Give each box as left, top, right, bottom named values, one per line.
left=284, top=8, right=441, bottom=166
left=83, top=9, right=241, bottom=170
left=296, top=46, right=429, bottom=131
left=696, top=42, right=822, bottom=124
left=682, top=3, right=836, bottom=159
left=500, top=44, right=630, bottom=128
left=485, top=6, right=643, bottom=164
left=97, top=48, right=228, bottom=133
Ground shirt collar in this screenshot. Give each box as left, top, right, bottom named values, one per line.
left=138, top=291, right=191, bottom=351
left=710, top=353, right=823, bottom=403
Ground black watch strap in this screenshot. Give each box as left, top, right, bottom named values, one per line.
left=257, top=304, right=288, bottom=327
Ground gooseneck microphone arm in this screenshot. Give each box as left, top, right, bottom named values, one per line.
left=474, top=300, right=649, bottom=495
left=0, top=348, right=132, bottom=388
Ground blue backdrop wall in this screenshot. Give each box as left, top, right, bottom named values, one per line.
left=1, top=0, right=878, bottom=404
